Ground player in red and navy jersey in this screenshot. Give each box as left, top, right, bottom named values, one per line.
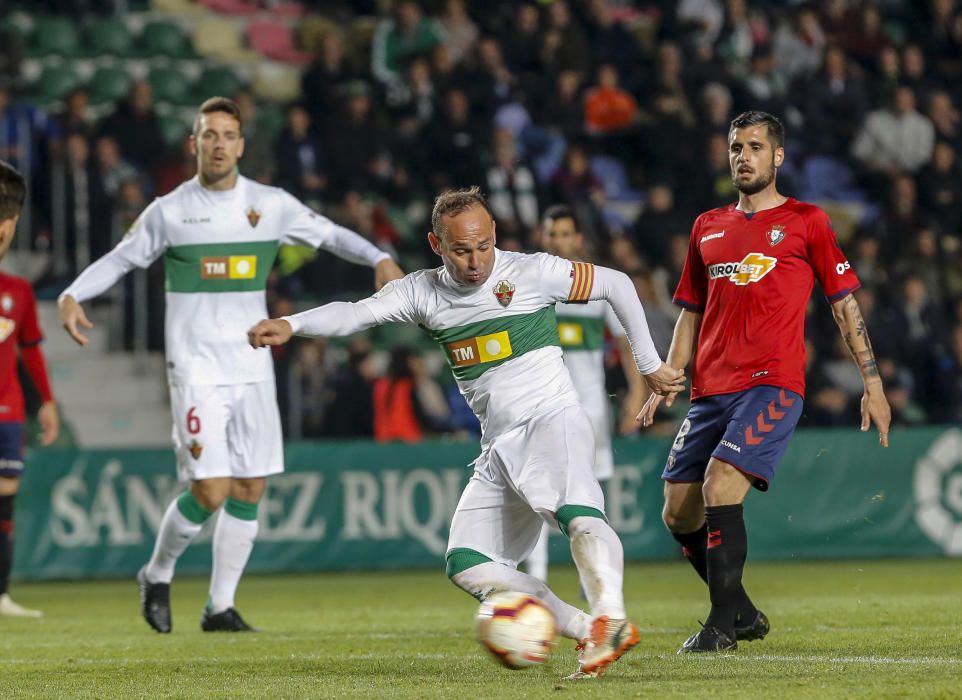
left=639, top=111, right=891, bottom=653
left=0, top=161, right=59, bottom=618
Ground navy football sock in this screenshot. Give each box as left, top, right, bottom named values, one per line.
left=704, top=504, right=748, bottom=636
left=0, top=494, right=14, bottom=596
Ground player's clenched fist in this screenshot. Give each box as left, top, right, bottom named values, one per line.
left=248, top=319, right=294, bottom=348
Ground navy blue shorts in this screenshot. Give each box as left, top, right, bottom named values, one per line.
left=661, top=385, right=803, bottom=491
left=0, top=422, right=24, bottom=478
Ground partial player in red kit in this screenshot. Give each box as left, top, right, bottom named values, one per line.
left=0, top=161, right=59, bottom=617
left=639, top=111, right=891, bottom=653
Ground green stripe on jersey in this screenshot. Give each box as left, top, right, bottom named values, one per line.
left=428, top=306, right=560, bottom=381
left=165, top=240, right=279, bottom=293
left=556, top=314, right=605, bottom=351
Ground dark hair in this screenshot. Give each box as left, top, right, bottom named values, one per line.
left=193, top=96, right=242, bottom=135
left=543, top=203, right=578, bottom=229
left=730, top=110, right=785, bottom=149
left=431, top=186, right=493, bottom=237
left=0, top=160, right=26, bottom=222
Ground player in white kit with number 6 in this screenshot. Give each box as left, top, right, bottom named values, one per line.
left=248, top=188, right=685, bottom=678
left=58, top=97, right=403, bottom=633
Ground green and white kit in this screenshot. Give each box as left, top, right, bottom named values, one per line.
left=284, top=249, right=661, bottom=567
left=62, top=175, right=389, bottom=480
left=556, top=299, right=626, bottom=480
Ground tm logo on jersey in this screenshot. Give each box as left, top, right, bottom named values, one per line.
left=201, top=256, right=257, bottom=280
left=708, top=253, right=777, bottom=286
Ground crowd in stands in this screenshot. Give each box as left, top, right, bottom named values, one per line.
left=4, top=0, right=962, bottom=438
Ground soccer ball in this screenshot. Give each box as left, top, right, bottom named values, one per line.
left=475, top=591, right=558, bottom=669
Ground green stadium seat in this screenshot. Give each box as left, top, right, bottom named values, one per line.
left=140, top=21, right=193, bottom=58
left=87, top=66, right=131, bottom=106
left=149, top=66, right=192, bottom=104
left=30, top=16, right=81, bottom=57
left=86, top=18, right=133, bottom=56
left=38, top=64, right=81, bottom=102
left=255, top=104, right=284, bottom=141
left=158, top=112, right=190, bottom=145
left=195, top=66, right=244, bottom=100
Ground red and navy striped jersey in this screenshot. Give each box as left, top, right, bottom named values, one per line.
left=0, top=272, right=44, bottom=422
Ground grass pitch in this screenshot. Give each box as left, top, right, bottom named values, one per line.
left=1, top=559, right=959, bottom=699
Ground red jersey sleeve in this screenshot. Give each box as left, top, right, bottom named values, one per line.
left=17, top=280, right=43, bottom=347
left=672, top=215, right=708, bottom=312
left=806, top=208, right=861, bottom=302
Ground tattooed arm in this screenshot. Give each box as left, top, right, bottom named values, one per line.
left=830, top=293, right=892, bottom=447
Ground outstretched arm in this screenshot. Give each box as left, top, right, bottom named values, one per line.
left=638, top=309, right=702, bottom=426
left=586, top=266, right=686, bottom=396
left=831, top=293, right=891, bottom=447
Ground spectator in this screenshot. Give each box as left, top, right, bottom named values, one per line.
left=438, top=0, right=478, bottom=65
left=93, top=135, right=139, bottom=200
left=485, top=129, right=538, bottom=240
left=502, top=3, right=542, bottom=79
left=772, top=5, right=826, bottom=82
left=323, top=344, right=377, bottom=438
left=919, top=140, right=962, bottom=235
left=302, top=31, right=359, bottom=134
left=371, top=0, right=443, bottom=85
left=428, top=88, right=486, bottom=191
left=927, top=90, right=961, bottom=148
left=541, top=69, right=585, bottom=143
left=325, top=81, right=388, bottom=196
left=549, top=143, right=606, bottom=239
left=154, top=133, right=196, bottom=197
left=540, top=0, right=590, bottom=74
left=842, top=2, right=892, bottom=70
left=584, top=0, right=641, bottom=81
left=63, top=132, right=111, bottom=269
left=234, top=90, right=275, bottom=184
left=584, top=63, right=640, bottom=135
left=56, top=89, right=94, bottom=140
left=97, top=80, right=166, bottom=175
left=852, top=85, right=935, bottom=180
left=373, top=347, right=450, bottom=442
left=274, top=103, right=328, bottom=206
left=804, top=44, right=869, bottom=158
left=634, top=182, right=688, bottom=267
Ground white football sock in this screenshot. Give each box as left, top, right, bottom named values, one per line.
left=525, top=522, right=550, bottom=583
left=208, top=510, right=258, bottom=613
left=567, top=516, right=627, bottom=619
left=144, top=498, right=204, bottom=583
left=452, top=561, right=591, bottom=641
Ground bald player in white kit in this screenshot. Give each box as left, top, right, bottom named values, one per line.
left=249, top=187, right=684, bottom=678
left=58, top=97, right=403, bottom=633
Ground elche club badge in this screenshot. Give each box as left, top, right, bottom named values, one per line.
left=767, top=225, right=786, bottom=246
left=493, top=280, right=515, bottom=307
left=189, top=440, right=203, bottom=460
left=246, top=206, right=261, bottom=228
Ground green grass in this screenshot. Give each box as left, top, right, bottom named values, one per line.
left=1, top=560, right=960, bottom=698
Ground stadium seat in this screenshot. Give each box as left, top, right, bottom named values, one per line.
left=87, top=66, right=131, bottom=105
left=86, top=17, right=133, bottom=56
left=29, top=16, right=81, bottom=57
left=248, top=21, right=311, bottom=65
left=158, top=112, right=190, bottom=145
left=195, top=66, right=244, bottom=100
left=272, top=2, right=306, bottom=17
left=139, top=21, right=193, bottom=59
left=152, top=0, right=206, bottom=15
left=251, top=62, right=301, bottom=103
left=149, top=66, right=192, bottom=105
left=37, top=64, right=81, bottom=102
left=199, top=0, right=260, bottom=15
left=192, top=16, right=259, bottom=63
left=255, top=104, right=284, bottom=141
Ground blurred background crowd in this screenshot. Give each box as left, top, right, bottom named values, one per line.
left=3, top=0, right=962, bottom=440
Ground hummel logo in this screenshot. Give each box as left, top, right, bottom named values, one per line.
left=700, top=230, right=725, bottom=244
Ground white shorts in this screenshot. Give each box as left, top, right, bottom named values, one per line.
left=446, top=404, right=605, bottom=568
left=584, top=404, right=614, bottom=481
left=170, top=381, right=283, bottom=482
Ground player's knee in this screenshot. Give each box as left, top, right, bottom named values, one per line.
left=555, top=505, right=607, bottom=538
left=662, top=504, right=699, bottom=533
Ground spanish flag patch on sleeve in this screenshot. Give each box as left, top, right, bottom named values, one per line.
left=567, top=261, right=595, bottom=303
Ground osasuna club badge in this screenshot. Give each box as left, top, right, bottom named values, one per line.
left=767, top=225, right=786, bottom=246
left=493, top=280, right=516, bottom=307
left=246, top=206, right=261, bottom=228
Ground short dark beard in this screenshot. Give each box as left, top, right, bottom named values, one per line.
left=733, top=158, right=776, bottom=195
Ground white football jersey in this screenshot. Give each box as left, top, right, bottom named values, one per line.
left=358, top=250, right=598, bottom=443
left=555, top=299, right=625, bottom=415
left=64, top=175, right=387, bottom=386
